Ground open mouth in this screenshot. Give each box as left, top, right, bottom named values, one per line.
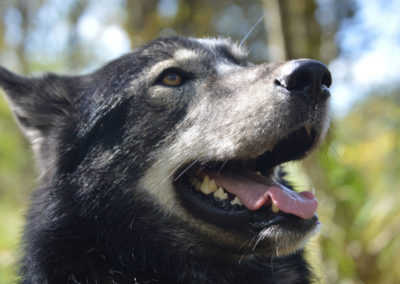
left=174, top=124, right=320, bottom=227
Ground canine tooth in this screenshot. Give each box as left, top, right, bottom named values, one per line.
left=271, top=202, right=280, bottom=213
left=200, top=175, right=209, bottom=193
left=213, top=187, right=228, bottom=200
left=202, top=175, right=210, bottom=188
left=200, top=175, right=217, bottom=195
left=208, top=179, right=217, bottom=192
left=304, top=124, right=312, bottom=136
left=256, top=171, right=262, bottom=175
left=231, top=196, right=243, bottom=206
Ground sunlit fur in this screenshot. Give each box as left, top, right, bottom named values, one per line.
left=0, top=36, right=330, bottom=283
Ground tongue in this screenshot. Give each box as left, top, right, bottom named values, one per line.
left=209, top=171, right=318, bottom=219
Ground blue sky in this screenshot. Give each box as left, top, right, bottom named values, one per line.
left=328, top=0, right=400, bottom=115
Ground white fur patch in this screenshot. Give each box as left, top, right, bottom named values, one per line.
left=193, top=37, right=248, bottom=59
left=146, top=58, right=177, bottom=81
left=215, top=63, right=242, bottom=75
left=173, top=48, right=199, bottom=61
left=139, top=132, right=201, bottom=215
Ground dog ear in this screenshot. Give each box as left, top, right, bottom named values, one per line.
left=0, top=66, right=78, bottom=170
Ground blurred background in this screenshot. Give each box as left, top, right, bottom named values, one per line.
left=0, top=0, right=399, bottom=283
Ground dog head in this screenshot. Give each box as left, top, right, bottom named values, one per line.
left=0, top=37, right=331, bottom=259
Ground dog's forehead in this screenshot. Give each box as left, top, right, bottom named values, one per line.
left=157, top=37, right=244, bottom=61
left=192, top=37, right=248, bottom=60
left=141, top=37, right=249, bottom=76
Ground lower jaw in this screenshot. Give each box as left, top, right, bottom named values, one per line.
left=250, top=220, right=321, bottom=257
left=176, top=180, right=252, bottom=226
left=174, top=178, right=320, bottom=258
left=175, top=177, right=319, bottom=230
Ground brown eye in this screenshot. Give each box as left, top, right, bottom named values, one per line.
left=161, top=72, right=183, bottom=86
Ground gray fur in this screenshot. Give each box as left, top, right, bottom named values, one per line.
left=0, top=36, right=331, bottom=283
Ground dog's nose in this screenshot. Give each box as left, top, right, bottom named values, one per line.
left=276, top=59, right=332, bottom=103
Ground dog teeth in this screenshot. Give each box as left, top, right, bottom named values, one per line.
left=271, top=202, right=280, bottom=213
left=213, top=187, right=228, bottom=200
left=230, top=196, right=243, bottom=206
left=190, top=177, right=202, bottom=191
left=191, top=175, right=241, bottom=204
left=208, top=179, right=217, bottom=192
left=194, top=175, right=217, bottom=195
left=304, top=123, right=312, bottom=136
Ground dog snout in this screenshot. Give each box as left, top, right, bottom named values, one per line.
left=276, top=59, right=332, bottom=103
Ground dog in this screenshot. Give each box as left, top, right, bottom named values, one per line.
left=0, top=36, right=331, bottom=283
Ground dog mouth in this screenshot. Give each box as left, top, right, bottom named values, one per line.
left=174, top=124, right=320, bottom=227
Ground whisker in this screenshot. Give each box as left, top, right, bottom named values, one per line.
left=217, top=159, right=228, bottom=174
left=237, top=238, right=255, bottom=264
left=239, top=14, right=265, bottom=49
left=158, top=160, right=186, bottom=186
left=173, top=160, right=198, bottom=181
left=252, top=234, right=264, bottom=251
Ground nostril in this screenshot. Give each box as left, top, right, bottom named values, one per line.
left=321, top=72, right=332, bottom=88
left=274, top=79, right=283, bottom=87
left=277, top=59, right=331, bottom=103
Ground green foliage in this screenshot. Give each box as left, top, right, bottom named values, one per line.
left=0, top=95, right=36, bottom=200
left=308, top=93, right=400, bottom=283
left=0, top=204, right=22, bottom=284
left=0, top=94, right=35, bottom=283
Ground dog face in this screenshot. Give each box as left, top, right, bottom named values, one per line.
left=0, top=37, right=331, bottom=260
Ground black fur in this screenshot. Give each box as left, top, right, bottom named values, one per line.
left=0, top=36, right=331, bottom=283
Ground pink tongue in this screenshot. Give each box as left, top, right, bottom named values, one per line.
left=209, top=171, right=318, bottom=219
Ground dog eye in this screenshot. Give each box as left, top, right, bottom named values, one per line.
left=155, top=68, right=191, bottom=87
left=161, top=71, right=183, bottom=87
